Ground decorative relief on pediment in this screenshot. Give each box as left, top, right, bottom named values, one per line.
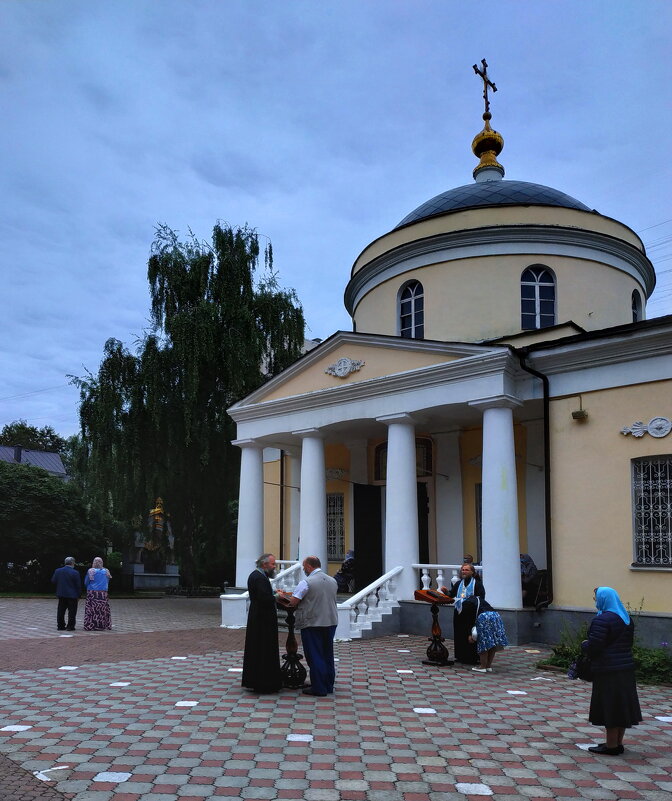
left=325, top=356, right=365, bottom=378
left=621, top=417, right=672, bottom=438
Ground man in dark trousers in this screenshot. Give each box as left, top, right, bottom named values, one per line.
left=51, top=556, right=82, bottom=631
left=241, top=553, right=282, bottom=694
left=288, top=556, right=338, bottom=697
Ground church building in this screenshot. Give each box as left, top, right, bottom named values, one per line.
left=225, top=65, right=670, bottom=644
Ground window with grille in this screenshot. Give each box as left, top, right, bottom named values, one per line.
left=632, top=456, right=672, bottom=566
left=327, top=492, right=345, bottom=561
left=521, top=266, right=556, bottom=330
left=399, top=281, right=424, bottom=339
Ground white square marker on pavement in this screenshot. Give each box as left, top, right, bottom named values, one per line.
left=287, top=733, right=313, bottom=741
left=397, top=634, right=409, bottom=637
left=110, top=682, right=130, bottom=687
left=58, top=666, right=78, bottom=670
left=576, top=743, right=599, bottom=750
left=33, top=766, right=69, bottom=781
left=171, top=656, right=187, bottom=660
left=93, top=772, right=132, bottom=783
left=59, top=635, right=74, bottom=638
left=228, top=667, right=243, bottom=672
left=175, top=701, right=198, bottom=707
left=455, top=782, right=493, bottom=795
left=530, top=676, right=553, bottom=681
left=524, top=649, right=541, bottom=653
left=1, top=725, right=32, bottom=732
left=398, top=649, right=411, bottom=653
left=507, top=690, right=527, bottom=695
left=397, top=669, right=414, bottom=674
left=655, top=716, right=672, bottom=722
left=413, top=708, right=437, bottom=714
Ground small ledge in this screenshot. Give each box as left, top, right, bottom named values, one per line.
left=629, top=565, right=672, bottom=572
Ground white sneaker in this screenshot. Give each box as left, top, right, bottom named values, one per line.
left=471, top=667, right=488, bottom=673
left=486, top=668, right=493, bottom=673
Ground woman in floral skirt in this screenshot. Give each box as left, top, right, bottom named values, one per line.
left=84, top=557, right=112, bottom=631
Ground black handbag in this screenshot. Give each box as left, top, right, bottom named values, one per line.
left=567, top=652, right=593, bottom=682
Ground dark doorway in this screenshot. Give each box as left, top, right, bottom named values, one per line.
left=417, top=482, right=430, bottom=564
left=353, top=484, right=382, bottom=591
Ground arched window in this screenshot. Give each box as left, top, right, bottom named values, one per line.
left=374, top=438, right=433, bottom=481
left=632, top=290, right=643, bottom=323
left=399, top=280, right=424, bottom=339
left=521, top=266, right=556, bottom=330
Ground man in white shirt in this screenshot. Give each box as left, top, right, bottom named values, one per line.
left=287, top=556, right=338, bottom=697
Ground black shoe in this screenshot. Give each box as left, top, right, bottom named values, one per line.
left=302, top=689, right=327, bottom=696
left=588, top=744, right=621, bottom=755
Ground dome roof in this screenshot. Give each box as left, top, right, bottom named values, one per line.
left=396, top=180, right=592, bottom=229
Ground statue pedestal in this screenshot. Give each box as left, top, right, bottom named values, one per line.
left=124, top=562, right=180, bottom=591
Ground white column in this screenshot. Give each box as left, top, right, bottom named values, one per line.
left=287, top=450, right=301, bottom=561
left=469, top=396, right=523, bottom=608
left=294, top=429, right=327, bottom=568
left=233, top=440, right=264, bottom=587
left=379, top=414, right=419, bottom=600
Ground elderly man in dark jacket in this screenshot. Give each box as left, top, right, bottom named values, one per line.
left=51, top=557, right=82, bottom=631
left=581, top=586, right=642, bottom=755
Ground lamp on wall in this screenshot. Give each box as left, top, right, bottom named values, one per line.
left=571, top=395, right=588, bottom=422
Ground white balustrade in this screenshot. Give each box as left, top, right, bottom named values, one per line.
left=220, top=561, right=301, bottom=628
left=413, top=563, right=483, bottom=593
left=335, top=566, right=403, bottom=639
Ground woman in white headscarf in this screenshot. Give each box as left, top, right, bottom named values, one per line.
left=83, top=557, right=112, bottom=631
left=582, top=586, right=642, bottom=755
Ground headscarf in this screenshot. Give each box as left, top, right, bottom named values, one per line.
left=88, top=556, right=110, bottom=581
left=595, top=586, right=630, bottom=625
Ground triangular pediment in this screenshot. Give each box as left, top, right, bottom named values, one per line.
left=231, top=331, right=502, bottom=408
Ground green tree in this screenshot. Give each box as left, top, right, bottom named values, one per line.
left=0, top=420, right=67, bottom=453
left=0, top=461, right=105, bottom=591
left=73, top=222, right=305, bottom=585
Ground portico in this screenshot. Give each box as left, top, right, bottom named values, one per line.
left=230, top=333, right=537, bottom=611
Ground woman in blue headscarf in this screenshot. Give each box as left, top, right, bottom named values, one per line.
left=581, top=586, right=642, bottom=755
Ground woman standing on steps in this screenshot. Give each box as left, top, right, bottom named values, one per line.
left=582, top=586, right=642, bottom=755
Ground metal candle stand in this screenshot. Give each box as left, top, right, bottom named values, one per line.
left=277, top=602, right=307, bottom=688
left=414, top=589, right=454, bottom=667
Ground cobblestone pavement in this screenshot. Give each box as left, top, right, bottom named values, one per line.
left=0, top=597, right=671, bottom=801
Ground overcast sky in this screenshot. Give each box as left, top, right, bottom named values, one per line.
left=1, top=0, right=671, bottom=438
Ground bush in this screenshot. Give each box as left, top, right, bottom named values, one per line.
left=538, top=621, right=672, bottom=684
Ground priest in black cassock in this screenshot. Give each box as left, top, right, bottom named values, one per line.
left=241, top=553, right=283, bottom=693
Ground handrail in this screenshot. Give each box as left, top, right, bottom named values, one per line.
left=338, top=566, right=404, bottom=608
left=221, top=560, right=301, bottom=600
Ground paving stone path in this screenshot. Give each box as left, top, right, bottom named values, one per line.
left=0, top=597, right=670, bottom=801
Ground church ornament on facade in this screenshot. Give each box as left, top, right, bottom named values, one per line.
left=621, top=417, right=672, bottom=438
left=325, top=357, right=365, bottom=378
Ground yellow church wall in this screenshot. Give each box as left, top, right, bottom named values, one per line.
left=353, top=254, right=643, bottom=343
left=352, top=206, right=644, bottom=274
left=263, top=458, right=281, bottom=556
left=325, top=443, right=351, bottom=573
left=549, top=382, right=672, bottom=613
left=259, top=342, right=460, bottom=402
left=459, top=425, right=528, bottom=561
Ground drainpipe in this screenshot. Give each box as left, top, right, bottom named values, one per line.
left=516, top=351, right=553, bottom=605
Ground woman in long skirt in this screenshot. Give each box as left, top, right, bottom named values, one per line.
left=84, top=557, right=112, bottom=631
left=582, top=586, right=642, bottom=755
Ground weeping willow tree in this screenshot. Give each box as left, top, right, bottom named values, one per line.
left=73, top=223, right=305, bottom=584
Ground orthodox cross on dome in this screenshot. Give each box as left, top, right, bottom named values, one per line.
left=473, top=59, right=497, bottom=115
